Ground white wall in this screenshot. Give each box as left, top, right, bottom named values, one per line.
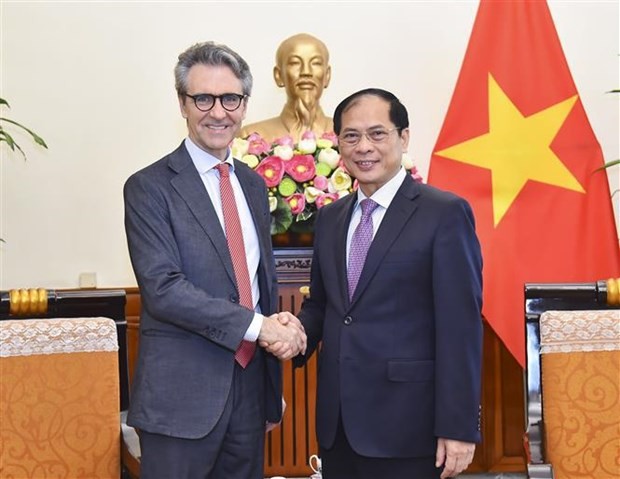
left=1, top=0, right=618, bottom=289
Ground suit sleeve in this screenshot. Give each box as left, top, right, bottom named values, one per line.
left=432, top=196, right=483, bottom=443
left=294, top=208, right=328, bottom=367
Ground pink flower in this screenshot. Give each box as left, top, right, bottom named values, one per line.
left=320, top=131, right=339, bottom=146
left=313, top=175, right=329, bottom=191
left=247, top=133, right=271, bottom=156
left=301, top=131, right=316, bottom=141
left=255, top=156, right=285, bottom=188
left=284, top=154, right=316, bottom=183
left=285, top=193, right=306, bottom=215
left=316, top=193, right=339, bottom=209
left=410, top=165, right=424, bottom=183
left=274, top=135, right=295, bottom=147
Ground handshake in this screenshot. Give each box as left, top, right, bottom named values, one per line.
left=258, top=312, right=306, bottom=360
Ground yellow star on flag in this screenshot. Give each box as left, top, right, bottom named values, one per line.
left=436, top=73, right=584, bottom=226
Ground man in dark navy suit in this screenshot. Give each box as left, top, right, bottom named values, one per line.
left=272, top=88, right=483, bottom=479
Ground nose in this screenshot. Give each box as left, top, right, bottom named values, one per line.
left=355, top=132, right=374, bottom=151
left=300, top=61, right=312, bottom=76
left=208, top=98, right=227, bottom=119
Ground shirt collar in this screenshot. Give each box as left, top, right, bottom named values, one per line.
left=184, top=137, right=234, bottom=175
left=355, top=167, right=407, bottom=210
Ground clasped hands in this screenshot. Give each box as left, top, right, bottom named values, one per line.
left=258, top=311, right=306, bottom=360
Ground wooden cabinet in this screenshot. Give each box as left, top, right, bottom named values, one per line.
left=123, top=247, right=526, bottom=476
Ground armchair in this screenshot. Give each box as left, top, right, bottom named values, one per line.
left=0, top=289, right=140, bottom=479
left=524, top=278, right=620, bottom=479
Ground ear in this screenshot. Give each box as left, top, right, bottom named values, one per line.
left=400, top=127, right=410, bottom=152
left=324, top=65, right=332, bottom=88
left=273, top=66, right=284, bottom=88
left=178, top=95, right=188, bottom=119
left=240, top=98, right=248, bottom=121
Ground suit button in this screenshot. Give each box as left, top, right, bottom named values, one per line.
left=344, top=316, right=353, bottom=325
left=229, top=294, right=238, bottom=303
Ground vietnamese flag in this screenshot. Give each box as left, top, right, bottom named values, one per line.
left=428, top=0, right=620, bottom=366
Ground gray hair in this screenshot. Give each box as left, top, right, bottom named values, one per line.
left=174, top=41, right=253, bottom=96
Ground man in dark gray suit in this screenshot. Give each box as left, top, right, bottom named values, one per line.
left=124, top=41, right=305, bottom=479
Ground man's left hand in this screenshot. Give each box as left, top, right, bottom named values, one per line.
left=435, top=438, right=475, bottom=478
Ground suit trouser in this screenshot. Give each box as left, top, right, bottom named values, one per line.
left=321, top=414, right=441, bottom=479
left=139, top=351, right=266, bottom=479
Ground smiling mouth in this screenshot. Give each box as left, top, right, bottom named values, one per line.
left=355, top=160, right=378, bottom=169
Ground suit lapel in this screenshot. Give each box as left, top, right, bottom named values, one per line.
left=348, top=176, right=420, bottom=308
left=168, top=144, right=237, bottom=287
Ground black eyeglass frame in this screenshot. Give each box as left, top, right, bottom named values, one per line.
left=184, top=93, right=248, bottom=112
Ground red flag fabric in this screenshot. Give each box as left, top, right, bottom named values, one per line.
left=428, top=0, right=620, bottom=367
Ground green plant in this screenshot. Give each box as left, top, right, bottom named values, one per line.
left=601, top=89, right=619, bottom=196
left=1, top=98, right=48, bottom=242
left=0, top=97, right=48, bottom=159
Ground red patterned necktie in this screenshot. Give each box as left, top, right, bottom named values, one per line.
left=347, top=199, right=379, bottom=300
left=216, top=162, right=256, bottom=368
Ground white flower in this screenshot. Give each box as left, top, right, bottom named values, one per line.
left=401, top=153, right=414, bottom=170
left=268, top=196, right=278, bottom=213
left=274, top=144, right=294, bottom=160
left=240, top=154, right=259, bottom=169
left=298, top=138, right=317, bottom=154
left=328, top=167, right=352, bottom=192
left=317, top=147, right=340, bottom=170
left=304, top=186, right=323, bottom=204
left=231, top=138, right=249, bottom=158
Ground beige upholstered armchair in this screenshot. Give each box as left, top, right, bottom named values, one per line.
left=0, top=289, right=140, bottom=479
left=524, top=278, right=620, bottom=479
left=1, top=317, right=121, bottom=478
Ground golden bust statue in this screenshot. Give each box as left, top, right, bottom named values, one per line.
left=240, top=33, right=333, bottom=142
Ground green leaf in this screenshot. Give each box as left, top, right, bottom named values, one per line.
left=270, top=197, right=293, bottom=235
left=296, top=209, right=313, bottom=222
left=0, top=129, right=18, bottom=150
left=0, top=98, right=9, bottom=107
left=0, top=117, right=48, bottom=149
left=593, top=159, right=620, bottom=172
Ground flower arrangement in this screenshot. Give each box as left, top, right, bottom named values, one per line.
left=232, top=131, right=424, bottom=236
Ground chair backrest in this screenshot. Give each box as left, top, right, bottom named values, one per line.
left=524, top=278, right=620, bottom=479
left=0, top=288, right=129, bottom=410
left=0, top=317, right=121, bottom=479
left=539, top=309, right=619, bottom=479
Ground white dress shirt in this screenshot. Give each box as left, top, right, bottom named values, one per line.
left=185, top=138, right=263, bottom=341
left=346, top=167, right=407, bottom=264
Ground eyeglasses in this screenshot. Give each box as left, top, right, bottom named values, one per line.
left=338, top=127, right=400, bottom=146
left=185, top=93, right=247, bottom=112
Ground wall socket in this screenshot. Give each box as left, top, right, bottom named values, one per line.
left=79, top=272, right=97, bottom=289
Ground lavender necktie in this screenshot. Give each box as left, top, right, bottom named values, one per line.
left=347, top=199, right=379, bottom=300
